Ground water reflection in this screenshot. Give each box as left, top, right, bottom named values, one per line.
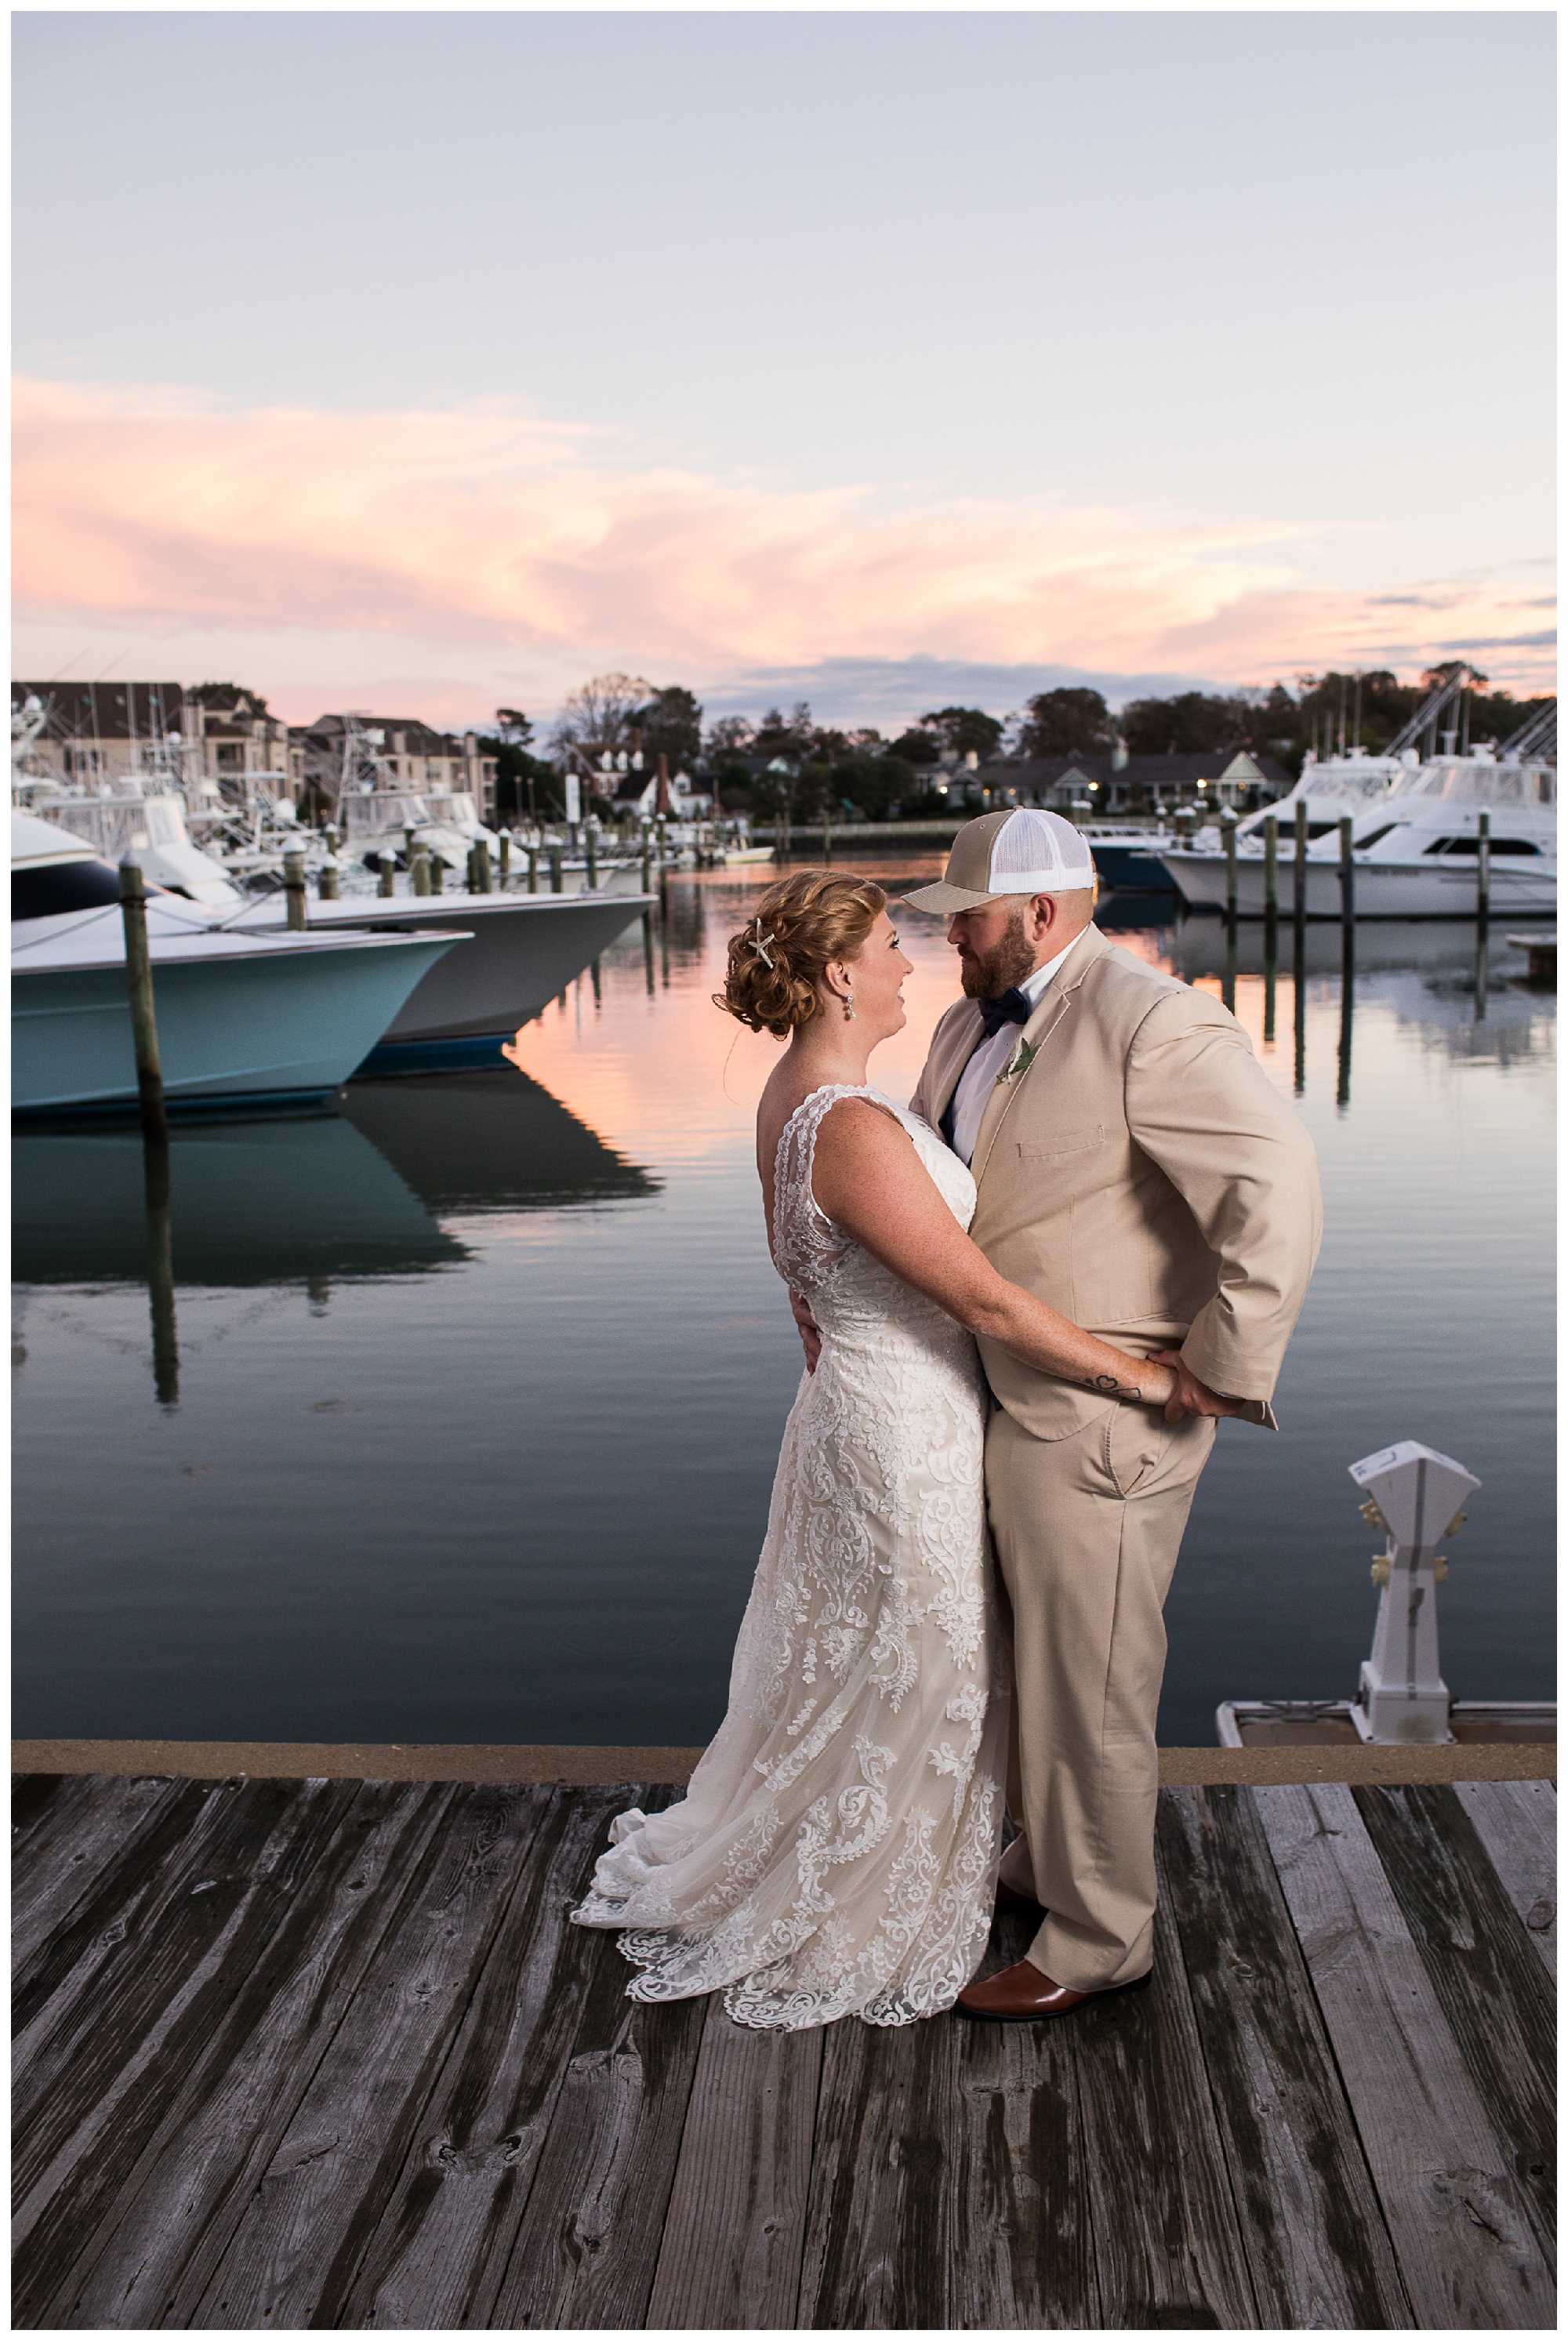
left=13, top=1068, right=659, bottom=1401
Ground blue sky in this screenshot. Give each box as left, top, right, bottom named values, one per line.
left=13, top=9, right=1556, bottom=729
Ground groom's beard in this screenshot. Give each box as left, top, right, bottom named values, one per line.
left=958, top=908, right=1040, bottom=1000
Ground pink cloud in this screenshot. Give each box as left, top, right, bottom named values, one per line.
left=13, top=377, right=1555, bottom=695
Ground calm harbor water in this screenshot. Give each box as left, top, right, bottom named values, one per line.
left=13, top=861, right=1555, bottom=1747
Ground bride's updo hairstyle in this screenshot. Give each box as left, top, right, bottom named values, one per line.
left=716, top=870, right=887, bottom=1037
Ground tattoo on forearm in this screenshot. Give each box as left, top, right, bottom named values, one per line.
left=1083, top=1370, right=1140, bottom=1396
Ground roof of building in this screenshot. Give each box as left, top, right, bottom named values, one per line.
left=292, top=714, right=464, bottom=755
left=13, top=683, right=188, bottom=742
left=997, top=749, right=1292, bottom=793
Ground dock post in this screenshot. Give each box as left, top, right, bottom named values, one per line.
left=1338, top=815, right=1356, bottom=926
left=411, top=843, right=431, bottom=897
left=1263, top=917, right=1277, bottom=1046
left=430, top=851, right=444, bottom=894
left=378, top=851, right=396, bottom=898
left=477, top=837, right=493, bottom=894
left=641, top=844, right=653, bottom=895
left=1293, top=913, right=1307, bottom=1096
left=1474, top=920, right=1489, bottom=1023
left=1221, top=808, right=1239, bottom=922
left=585, top=828, right=599, bottom=890
left=1294, top=799, right=1308, bottom=924
left=642, top=906, right=656, bottom=995
left=548, top=847, right=564, bottom=895
left=283, top=849, right=308, bottom=930
left=1222, top=914, right=1237, bottom=1015
left=527, top=845, right=539, bottom=895
left=1338, top=917, right=1355, bottom=1106
left=318, top=854, right=339, bottom=900
left=1476, top=810, right=1490, bottom=924
left=499, top=831, right=511, bottom=888
left=1263, top=814, right=1278, bottom=918
left=119, top=860, right=169, bottom=1145
left=141, top=1128, right=180, bottom=1406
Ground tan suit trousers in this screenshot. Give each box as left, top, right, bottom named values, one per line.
left=987, top=1400, right=1215, bottom=1991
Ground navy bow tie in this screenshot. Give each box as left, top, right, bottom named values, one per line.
left=977, top=988, right=1033, bottom=1040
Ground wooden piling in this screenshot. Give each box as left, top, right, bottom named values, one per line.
left=1294, top=800, right=1308, bottom=924
left=548, top=847, right=564, bottom=895
left=476, top=837, right=493, bottom=895
left=142, top=1137, right=180, bottom=1406
left=318, top=857, right=339, bottom=901
left=1476, top=811, right=1491, bottom=923
left=585, top=829, right=598, bottom=891
left=527, top=846, right=539, bottom=895
left=411, top=844, right=431, bottom=898
left=282, top=851, right=307, bottom=931
left=378, top=852, right=396, bottom=899
left=499, top=832, right=511, bottom=888
left=1263, top=815, right=1279, bottom=916
left=118, top=863, right=168, bottom=1147
left=1338, top=816, right=1356, bottom=925
left=430, top=851, right=444, bottom=895
left=1293, top=913, right=1308, bottom=1096
left=1221, top=811, right=1239, bottom=920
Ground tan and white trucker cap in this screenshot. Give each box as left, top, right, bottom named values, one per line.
left=902, top=807, right=1097, bottom=914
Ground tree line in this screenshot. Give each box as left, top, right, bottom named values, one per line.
left=474, top=662, right=1552, bottom=826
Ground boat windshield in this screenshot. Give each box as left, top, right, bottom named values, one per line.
left=12, top=857, right=125, bottom=921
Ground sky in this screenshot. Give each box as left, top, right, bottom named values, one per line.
left=12, top=9, right=1557, bottom=735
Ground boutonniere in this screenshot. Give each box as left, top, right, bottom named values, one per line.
left=996, top=1036, right=1039, bottom=1087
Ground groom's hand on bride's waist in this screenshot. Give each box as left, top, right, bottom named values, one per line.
left=789, top=1289, right=822, bottom=1375
left=1150, top=1350, right=1248, bottom=1424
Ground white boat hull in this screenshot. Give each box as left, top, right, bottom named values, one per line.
left=13, top=931, right=459, bottom=1112
left=1158, top=851, right=1556, bottom=920
left=235, top=891, right=654, bottom=1040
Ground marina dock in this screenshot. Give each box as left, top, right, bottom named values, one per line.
left=13, top=1746, right=1555, bottom=2329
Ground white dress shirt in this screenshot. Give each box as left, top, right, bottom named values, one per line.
left=947, top=940, right=1076, bottom=1167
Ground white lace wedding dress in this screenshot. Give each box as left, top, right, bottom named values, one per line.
left=571, top=1083, right=1007, bottom=2029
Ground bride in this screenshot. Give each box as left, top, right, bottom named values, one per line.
left=571, top=870, right=1181, bottom=2028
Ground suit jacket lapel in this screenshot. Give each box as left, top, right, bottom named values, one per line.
left=927, top=1000, right=985, bottom=1129
left=969, top=924, right=1109, bottom=1185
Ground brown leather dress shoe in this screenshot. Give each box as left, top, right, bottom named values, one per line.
left=956, top=1955, right=1153, bottom=2021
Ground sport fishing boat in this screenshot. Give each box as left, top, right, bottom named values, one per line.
left=31, top=788, right=245, bottom=909
left=230, top=882, right=656, bottom=1054
left=11, top=814, right=466, bottom=1114
left=1157, top=749, right=1556, bottom=919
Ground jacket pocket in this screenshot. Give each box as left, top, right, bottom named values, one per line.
left=1018, top=1123, right=1105, bottom=1160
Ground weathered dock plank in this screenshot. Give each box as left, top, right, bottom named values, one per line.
left=796, top=1991, right=967, bottom=2327
left=1075, top=1860, right=1258, bottom=2328
left=28, top=1781, right=456, bottom=2332
left=1455, top=1779, right=1557, bottom=1977
left=1158, top=1785, right=1412, bottom=2328
left=485, top=1896, right=710, bottom=2330
left=335, top=1784, right=641, bottom=2330
left=14, top=1777, right=356, bottom=2223
left=1256, top=1780, right=1555, bottom=2328
left=943, top=1905, right=1098, bottom=2329
left=187, top=1782, right=554, bottom=2329
left=1352, top=1783, right=1555, bottom=2264
left=12, top=1772, right=195, bottom=1975
left=646, top=2008, right=823, bottom=2330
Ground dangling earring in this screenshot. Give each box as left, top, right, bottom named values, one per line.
left=842, top=985, right=856, bottom=1022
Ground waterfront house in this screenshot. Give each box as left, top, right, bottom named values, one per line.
left=290, top=713, right=499, bottom=822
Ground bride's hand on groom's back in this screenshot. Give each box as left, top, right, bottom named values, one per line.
left=1150, top=1351, right=1248, bottom=1424
left=789, top=1288, right=822, bottom=1375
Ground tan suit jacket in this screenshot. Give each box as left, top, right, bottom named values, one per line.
left=909, top=924, right=1323, bottom=1441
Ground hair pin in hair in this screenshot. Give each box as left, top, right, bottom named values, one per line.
left=749, top=918, right=776, bottom=969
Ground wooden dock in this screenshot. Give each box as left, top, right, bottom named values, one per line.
left=13, top=1769, right=1555, bottom=2328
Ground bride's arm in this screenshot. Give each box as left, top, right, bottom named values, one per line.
left=811, top=1100, right=1182, bottom=1408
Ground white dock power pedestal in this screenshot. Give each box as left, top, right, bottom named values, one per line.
left=1348, top=1439, right=1481, bottom=1744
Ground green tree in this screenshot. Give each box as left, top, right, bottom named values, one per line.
left=1018, top=688, right=1112, bottom=757
left=1120, top=691, right=1249, bottom=756
left=919, top=705, right=1006, bottom=760
left=633, top=684, right=703, bottom=774
left=888, top=727, right=942, bottom=766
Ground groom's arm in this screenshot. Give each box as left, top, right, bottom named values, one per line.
left=1126, top=992, right=1323, bottom=1406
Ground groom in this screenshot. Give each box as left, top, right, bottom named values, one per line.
left=898, top=806, right=1322, bottom=2019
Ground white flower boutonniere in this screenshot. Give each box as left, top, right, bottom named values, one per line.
left=996, top=1036, right=1040, bottom=1088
